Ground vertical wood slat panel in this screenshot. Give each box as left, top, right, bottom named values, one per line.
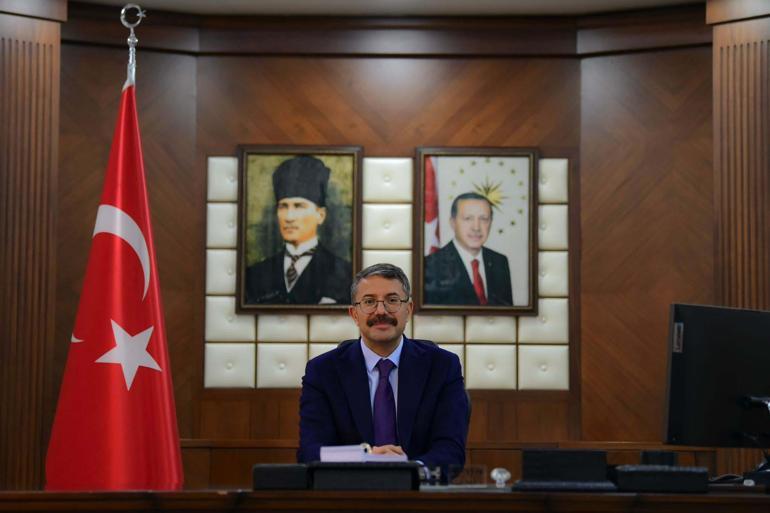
left=713, top=16, right=770, bottom=477
left=0, top=14, right=59, bottom=489
left=714, top=18, right=770, bottom=310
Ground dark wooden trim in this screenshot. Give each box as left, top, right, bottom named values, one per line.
left=4, top=489, right=770, bottom=513
left=707, top=0, right=770, bottom=25
left=63, top=2, right=710, bottom=58
left=0, top=0, right=66, bottom=22
left=577, top=4, right=711, bottom=55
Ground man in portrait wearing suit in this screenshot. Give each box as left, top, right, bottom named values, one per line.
left=298, top=263, right=469, bottom=470
left=245, top=155, right=351, bottom=304
left=424, top=192, right=513, bottom=306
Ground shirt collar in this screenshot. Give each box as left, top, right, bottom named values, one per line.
left=360, top=336, right=404, bottom=373
left=285, top=236, right=319, bottom=256
left=452, top=239, right=484, bottom=265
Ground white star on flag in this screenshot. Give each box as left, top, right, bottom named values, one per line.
left=96, top=320, right=161, bottom=390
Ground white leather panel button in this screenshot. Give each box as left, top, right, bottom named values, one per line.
left=309, top=343, right=337, bottom=360
left=204, top=343, right=255, bottom=388
left=465, top=316, right=517, bottom=343
left=206, top=249, right=237, bottom=295
left=257, top=314, right=308, bottom=342
left=205, top=296, right=256, bottom=342
left=362, top=250, right=412, bottom=286
left=207, top=203, right=238, bottom=249
left=412, top=315, right=464, bottom=342
left=309, top=314, right=359, bottom=342
left=465, top=345, right=516, bottom=390
left=363, top=158, right=413, bottom=202
left=207, top=156, right=239, bottom=202
left=439, top=344, right=464, bottom=375
left=538, top=158, right=568, bottom=204
left=256, top=343, right=307, bottom=388
left=538, top=251, right=569, bottom=297
left=538, top=205, right=568, bottom=250
left=518, top=345, right=569, bottom=390
left=362, top=204, right=412, bottom=249
left=518, top=299, right=569, bottom=343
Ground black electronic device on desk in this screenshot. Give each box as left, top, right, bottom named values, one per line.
left=664, top=303, right=770, bottom=485
left=252, top=464, right=309, bottom=490
left=614, top=464, right=709, bottom=493
left=512, top=449, right=617, bottom=492
left=309, top=461, right=422, bottom=491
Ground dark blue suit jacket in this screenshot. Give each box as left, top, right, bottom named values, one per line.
left=297, top=337, right=469, bottom=469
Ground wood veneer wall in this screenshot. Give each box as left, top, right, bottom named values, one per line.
left=0, top=3, right=64, bottom=490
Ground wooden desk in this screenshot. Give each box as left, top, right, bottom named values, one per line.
left=2, top=489, right=769, bottom=513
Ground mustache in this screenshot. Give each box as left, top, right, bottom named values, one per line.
left=367, top=315, right=398, bottom=327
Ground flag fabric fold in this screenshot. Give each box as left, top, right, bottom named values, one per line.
left=46, top=83, right=183, bottom=491
left=424, top=156, right=440, bottom=255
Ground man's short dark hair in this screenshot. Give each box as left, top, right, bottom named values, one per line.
left=450, top=192, right=493, bottom=219
left=350, top=263, right=411, bottom=303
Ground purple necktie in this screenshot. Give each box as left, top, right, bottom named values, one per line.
left=373, top=359, right=397, bottom=446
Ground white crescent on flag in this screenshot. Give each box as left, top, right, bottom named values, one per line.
left=93, top=204, right=151, bottom=300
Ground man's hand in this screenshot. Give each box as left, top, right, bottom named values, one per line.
left=371, top=444, right=405, bottom=456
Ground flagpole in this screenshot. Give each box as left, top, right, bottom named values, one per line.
left=120, top=3, right=146, bottom=89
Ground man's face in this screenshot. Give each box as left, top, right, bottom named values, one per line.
left=450, top=198, right=492, bottom=254
left=276, top=197, right=326, bottom=246
left=349, top=276, right=413, bottom=349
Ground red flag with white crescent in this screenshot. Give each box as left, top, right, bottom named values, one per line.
left=424, top=156, right=440, bottom=255
left=46, top=82, right=183, bottom=490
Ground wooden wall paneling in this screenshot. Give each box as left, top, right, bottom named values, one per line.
left=56, top=44, right=200, bottom=441
left=181, top=447, right=211, bottom=490
left=516, top=398, right=570, bottom=441
left=209, top=448, right=297, bottom=489
left=580, top=47, right=714, bottom=442
left=713, top=17, right=770, bottom=309
left=0, top=12, right=60, bottom=490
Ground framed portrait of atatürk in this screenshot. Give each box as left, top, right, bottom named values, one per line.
left=236, top=146, right=362, bottom=312
left=415, top=147, right=538, bottom=314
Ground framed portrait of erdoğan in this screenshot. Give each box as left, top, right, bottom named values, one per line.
left=415, top=147, right=538, bottom=314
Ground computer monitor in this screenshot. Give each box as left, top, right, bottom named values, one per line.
left=665, top=303, right=770, bottom=448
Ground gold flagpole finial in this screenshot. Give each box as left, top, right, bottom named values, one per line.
left=121, top=4, right=146, bottom=88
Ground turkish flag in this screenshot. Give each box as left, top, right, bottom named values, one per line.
left=46, top=82, right=183, bottom=490
left=424, top=156, right=440, bottom=255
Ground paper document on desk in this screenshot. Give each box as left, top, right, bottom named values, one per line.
left=320, top=444, right=408, bottom=462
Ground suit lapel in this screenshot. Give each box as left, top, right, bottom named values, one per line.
left=334, top=341, right=374, bottom=444
left=448, top=243, right=478, bottom=302
left=397, top=337, right=430, bottom=451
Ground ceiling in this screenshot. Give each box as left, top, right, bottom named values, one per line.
left=82, top=0, right=701, bottom=17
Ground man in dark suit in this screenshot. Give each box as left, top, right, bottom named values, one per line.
left=424, top=192, right=513, bottom=306
left=298, top=263, right=469, bottom=470
left=245, top=155, right=351, bottom=304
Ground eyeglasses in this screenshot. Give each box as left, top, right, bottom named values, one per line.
left=354, top=296, right=410, bottom=314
